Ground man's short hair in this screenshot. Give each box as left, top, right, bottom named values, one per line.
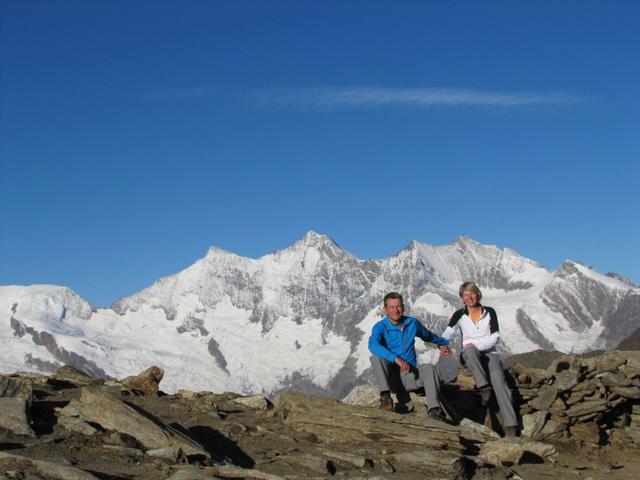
left=383, top=292, right=404, bottom=306
left=458, top=282, right=483, bottom=301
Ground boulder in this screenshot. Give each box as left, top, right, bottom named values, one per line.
left=0, top=376, right=35, bottom=437
left=122, top=366, right=164, bottom=395
left=147, top=446, right=187, bottom=463
left=478, top=438, right=557, bottom=466
left=234, top=394, right=271, bottom=410
left=570, top=422, right=602, bottom=446
left=53, top=365, right=96, bottom=385
left=565, top=399, right=608, bottom=418
left=58, top=386, right=209, bottom=458
left=458, top=418, right=501, bottom=440
left=341, top=384, right=379, bottom=407
left=0, top=451, right=100, bottom=480
left=57, top=415, right=99, bottom=435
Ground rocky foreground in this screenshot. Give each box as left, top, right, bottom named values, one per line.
left=1, top=351, right=640, bottom=480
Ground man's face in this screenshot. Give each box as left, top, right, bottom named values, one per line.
left=384, top=298, right=404, bottom=323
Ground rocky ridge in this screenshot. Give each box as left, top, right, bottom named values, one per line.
left=1, top=350, right=640, bottom=479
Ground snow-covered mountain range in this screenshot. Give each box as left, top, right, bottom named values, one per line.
left=1, top=232, right=638, bottom=397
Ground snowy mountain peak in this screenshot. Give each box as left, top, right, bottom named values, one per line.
left=1, top=235, right=639, bottom=397
left=274, top=230, right=348, bottom=260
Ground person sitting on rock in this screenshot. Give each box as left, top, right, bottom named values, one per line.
left=441, top=281, right=518, bottom=437
left=369, top=291, right=451, bottom=422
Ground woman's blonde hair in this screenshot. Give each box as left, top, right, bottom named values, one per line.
left=459, top=281, right=482, bottom=301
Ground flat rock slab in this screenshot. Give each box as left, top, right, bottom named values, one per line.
left=273, top=392, right=469, bottom=453
left=458, top=418, right=501, bottom=440
left=0, top=451, right=100, bottom=480
left=565, top=399, right=608, bottom=417
left=341, top=384, right=379, bottom=407
left=522, top=411, right=548, bottom=437
left=530, top=385, right=558, bottom=411
left=611, top=385, right=640, bottom=399
left=58, top=386, right=209, bottom=458
left=391, top=450, right=471, bottom=479
left=478, top=438, right=557, bottom=466
left=234, top=394, right=270, bottom=410
left=0, top=377, right=34, bottom=437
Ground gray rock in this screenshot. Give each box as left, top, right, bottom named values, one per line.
left=565, top=399, right=608, bottom=417
left=598, top=372, right=632, bottom=388
left=625, top=426, right=640, bottom=444
left=234, top=394, right=271, bottom=410
left=391, top=451, right=470, bottom=479
left=540, top=419, right=566, bottom=436
left=166, top=467, right=221, bottom=480
left=459, top=418, right=501, bottom=440
left=529, top=385, right=558, bottom=411
left=611, top=385, right=640, bottom=399
left=478, top=438, right=557, bottom=466
left=147, top=446, right=187, bottom=463
left=554, top=371, right=580, bottom=391
left=57, top=415, right=99, bottom=435
left=0, top=376, right=34, bottom=437
left=598, top=351, right=627, bottom=372
left=58, top=386, right=209, bottom=458
left=570, top=422, right=602, bottom=445
left=102, top=445, right=144, bottom=456
left=522, top=411, right=548, bottom=437
left=321, top=449, right=373, bottom=468
left=341, top=384, right=379, bottom=407
left=0, top=451, right=100, bottom=480
left=53, top=365, right=95, bottom=385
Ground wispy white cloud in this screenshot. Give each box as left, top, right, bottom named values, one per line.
left=245, top=86, right=584, bottom=109
left=143, top=85, right=584, bottom=109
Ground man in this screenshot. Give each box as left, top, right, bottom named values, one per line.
left=369, top=292, right=450, bottom=422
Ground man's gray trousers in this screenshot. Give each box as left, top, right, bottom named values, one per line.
left=370, top=356, right=441, bottom=410
left=461, top=347, right=518, bottom=427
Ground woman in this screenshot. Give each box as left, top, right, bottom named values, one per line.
left=441, top=282, right=518, bottom=436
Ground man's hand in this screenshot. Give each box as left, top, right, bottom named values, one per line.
left=463, top=343, right=476, bottom=350
left=438, top=345, right=450, bottom=356
left=395, top=357, right=410, bottom=373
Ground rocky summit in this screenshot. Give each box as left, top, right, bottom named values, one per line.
left=1, top=350, right=640, bottom=479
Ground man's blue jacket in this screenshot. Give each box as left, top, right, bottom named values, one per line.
left=368, top=316, right=449, bottom=367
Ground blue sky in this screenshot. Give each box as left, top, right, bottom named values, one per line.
left=1, top=1, right=639, bottom=306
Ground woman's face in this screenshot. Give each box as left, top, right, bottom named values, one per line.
left=462, top=290, right=479, bottom=308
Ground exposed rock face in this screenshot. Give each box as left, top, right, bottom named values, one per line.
left=0, top=376, right=34, bottom=437
left=58, top=385, right=209, bottom=458
left=0, top=356, right=639, bottom=479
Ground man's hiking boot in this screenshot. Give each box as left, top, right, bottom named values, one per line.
left=504, top=426, right=518, bottom=437
left=426, top=407, right=447, bottom=423
left=379, top=393, right=394, bottom=412
left=478, top=385, right=492, bottom=406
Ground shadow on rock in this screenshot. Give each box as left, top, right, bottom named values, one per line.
left=186, top=425, right=254, bottom=468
